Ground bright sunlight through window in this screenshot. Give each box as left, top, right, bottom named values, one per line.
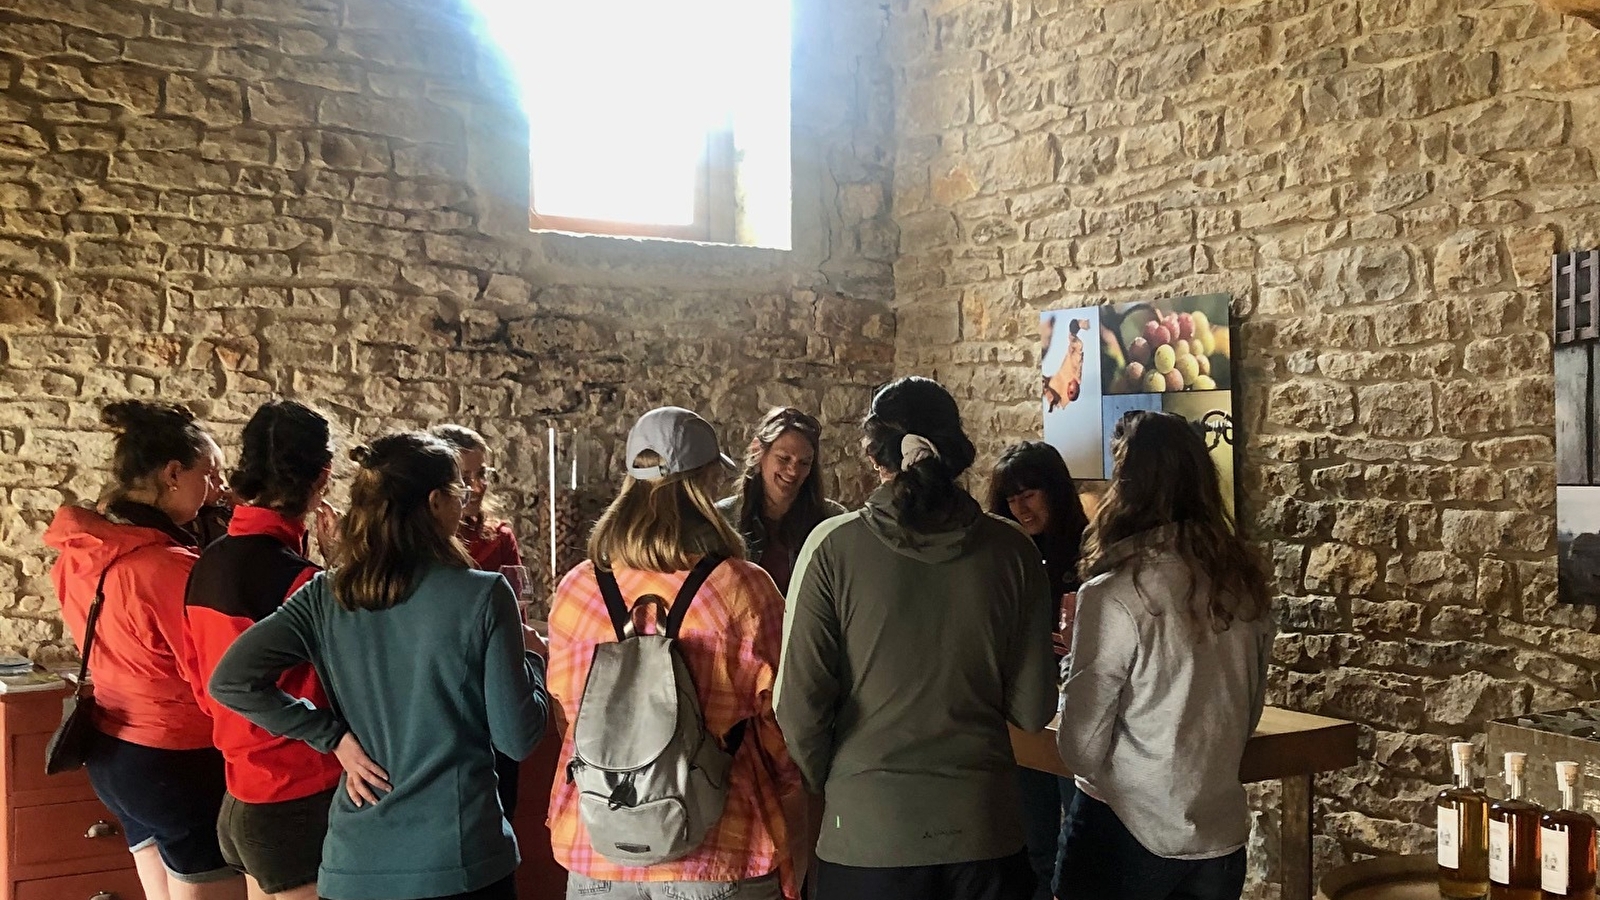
left=467, top=0, right=792, bottom=248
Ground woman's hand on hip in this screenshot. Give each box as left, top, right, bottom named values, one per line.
left=335, top=732, right=391, bottom=807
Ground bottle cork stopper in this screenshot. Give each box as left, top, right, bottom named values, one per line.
left=1452, top=741, right=1474, bottom=762
left=1557, top=760, right=1581, bottom=784
left=1506, top=751, right=1527, bottom=775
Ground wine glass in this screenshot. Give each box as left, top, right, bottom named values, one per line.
left=1053, top=592, right=1078, bottom=656
left=499, top=566, right=533, bottom=623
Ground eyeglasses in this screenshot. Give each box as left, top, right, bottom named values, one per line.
left=458, top=483, right=476, bottom=503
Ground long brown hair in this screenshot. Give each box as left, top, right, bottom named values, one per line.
left=735, top=407, right=829, bottom=546
left=1081, top=410, right=1270, bottom=630
left=332, top=432, right=474, bottom=611
left=589, top=452, right=745, bottom=573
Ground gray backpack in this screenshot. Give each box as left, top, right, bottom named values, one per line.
left=567, top=555, right=747, bottom=866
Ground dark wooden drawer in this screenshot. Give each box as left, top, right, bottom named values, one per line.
left=15, top=865, right=143, bottom=900
left=11, top=729, right=94, bottom=798
left=12, top=801, right=128, bottom=869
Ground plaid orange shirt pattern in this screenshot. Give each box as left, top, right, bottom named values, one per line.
left=545, top=558, right=802, bottom=894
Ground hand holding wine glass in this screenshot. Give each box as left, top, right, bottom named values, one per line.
left=1053, top=592, right=1078, bottom=656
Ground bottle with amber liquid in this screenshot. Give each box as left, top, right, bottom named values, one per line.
left=1541, top=760, right=1597, bottom=900
left=1440, top=741, right=1491, bottom=899
left=1491, top=752, right=1544, bottom=900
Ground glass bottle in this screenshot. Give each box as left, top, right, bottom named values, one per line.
left=1440, top=741, right=1491, bottom=899
left=1541, top=760, right=1597, bottom=900
left=1491, top=751, right=1544, bottom=900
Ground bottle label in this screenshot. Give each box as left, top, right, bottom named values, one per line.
left=1438, top=806, right=1461, bottom=869
left=1490, top=819, right=1511, bottom=884
left=1542, top=827, right=1571, bottom=895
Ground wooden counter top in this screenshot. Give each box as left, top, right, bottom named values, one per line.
left=1011, top=705, right=1359, bottom=782
left=1012, top=706, right=1358, bottom=900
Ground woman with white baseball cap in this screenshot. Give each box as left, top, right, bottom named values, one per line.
left=543, top=407, right=805, bottom=899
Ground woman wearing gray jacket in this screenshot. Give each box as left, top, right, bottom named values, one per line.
left=1055, top=410, right=1275, bottom=900
left=776, top=377, right=1057, bottom=900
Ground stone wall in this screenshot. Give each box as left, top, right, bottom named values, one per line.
left=0, top=0, right=897, bottom=653
left=889, top=0, right=1600, bottom=893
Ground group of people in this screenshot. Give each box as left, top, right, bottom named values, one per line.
left=42, top=374, right=1274, bottom=900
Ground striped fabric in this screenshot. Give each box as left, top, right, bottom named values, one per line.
left=545, top=558, right=801, bottom=896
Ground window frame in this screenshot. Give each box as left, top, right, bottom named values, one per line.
left=528, top=129, right=738, bottom=244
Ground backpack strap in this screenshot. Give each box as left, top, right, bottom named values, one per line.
left=663, top=554, right=723, bottom=640
left=594, top=567, right=631, bottom=643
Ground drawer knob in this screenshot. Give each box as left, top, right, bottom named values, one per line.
left=84, top=820, right=118, bottom=839
left=89, top=893, right=116, bottom=900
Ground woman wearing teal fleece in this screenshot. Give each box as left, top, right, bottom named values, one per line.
left=210, top=431, right=551, bottom=900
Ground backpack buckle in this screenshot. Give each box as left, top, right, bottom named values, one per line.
left=607, top=780, right=637, bottom=810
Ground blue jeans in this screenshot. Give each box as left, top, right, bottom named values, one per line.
left=1015, top=766, right=1060, bottom=900
left=1055, top=791, right=1245, bottom=900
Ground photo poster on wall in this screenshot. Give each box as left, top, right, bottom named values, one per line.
left=1040, top=293, right=1237, bottom=517
left=1554, top=250, right=1600, bottom=605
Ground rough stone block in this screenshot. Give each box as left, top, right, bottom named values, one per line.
left=1433, top=229, right=1503, bottom=291
left=1268, top=381, right=1355, bottom=431
left=167, top=76, right=248, bottom=126
left=1306, top=542, right=1379, bottom=596
left=1389, top=52, right=1495, bottom=118
left=1452, top=98, right=1566, bottom=156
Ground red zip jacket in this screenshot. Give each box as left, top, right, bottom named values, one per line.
left=45, top=502, right=213, bottom=750
left=183, top=506, right=342, bottom=803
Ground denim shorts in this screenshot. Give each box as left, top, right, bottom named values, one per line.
left=217, top=788, right=334, bottom=893
left=85, top=731, right=235, bottom=883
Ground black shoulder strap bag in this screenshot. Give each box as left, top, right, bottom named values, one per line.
left=46, top=561, right=123, bottom=775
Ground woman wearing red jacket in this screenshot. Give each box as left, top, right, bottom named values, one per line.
left=45, top=401, right=243, bottom=900
left=430, top=425, right=524, bottom=572
left=184, top=400, right=360, bottom=900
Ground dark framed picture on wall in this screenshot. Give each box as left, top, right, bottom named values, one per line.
left=1040, top=293, right=1240, bottom=517
left=1555, top=250, right=1600, bottom=605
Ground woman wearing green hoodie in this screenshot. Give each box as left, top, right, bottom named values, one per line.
left=775, top=377, right=1058, bottom=900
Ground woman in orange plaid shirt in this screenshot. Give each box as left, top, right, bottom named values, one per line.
left=545, top=406, right=804, bottom=900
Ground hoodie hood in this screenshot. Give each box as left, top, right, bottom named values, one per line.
left=44, top=502, right=193, bottom=585
left=861, top=483, right=985, bottom=564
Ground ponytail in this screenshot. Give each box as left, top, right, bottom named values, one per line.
left=862, top=377, right=977, bottom=534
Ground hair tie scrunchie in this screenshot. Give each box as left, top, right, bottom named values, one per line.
left=900, top=434, right=941, bottom=470
left=349, top=445, right=374, bottom=468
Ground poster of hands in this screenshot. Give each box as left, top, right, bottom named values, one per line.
left=1040, top=293, right=1237, bottom=512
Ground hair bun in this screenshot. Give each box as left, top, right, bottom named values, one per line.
left=101, top=400, right=196, bottom=433
left=349, top=445, right=374, bottom=467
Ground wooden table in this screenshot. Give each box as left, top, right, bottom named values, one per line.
left=1012, top=706, right=1359, bottom=900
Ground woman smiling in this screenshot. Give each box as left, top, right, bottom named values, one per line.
left=717, top=407, right=846, bottom=595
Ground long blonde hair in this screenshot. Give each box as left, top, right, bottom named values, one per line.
left=588, top=452, right=746, bottom=572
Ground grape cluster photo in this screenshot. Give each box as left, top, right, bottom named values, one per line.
left=1099, top=297, right=1233, bottom=395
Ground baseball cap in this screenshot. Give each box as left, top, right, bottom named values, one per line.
left=625, top=407, right=736, bottom=480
